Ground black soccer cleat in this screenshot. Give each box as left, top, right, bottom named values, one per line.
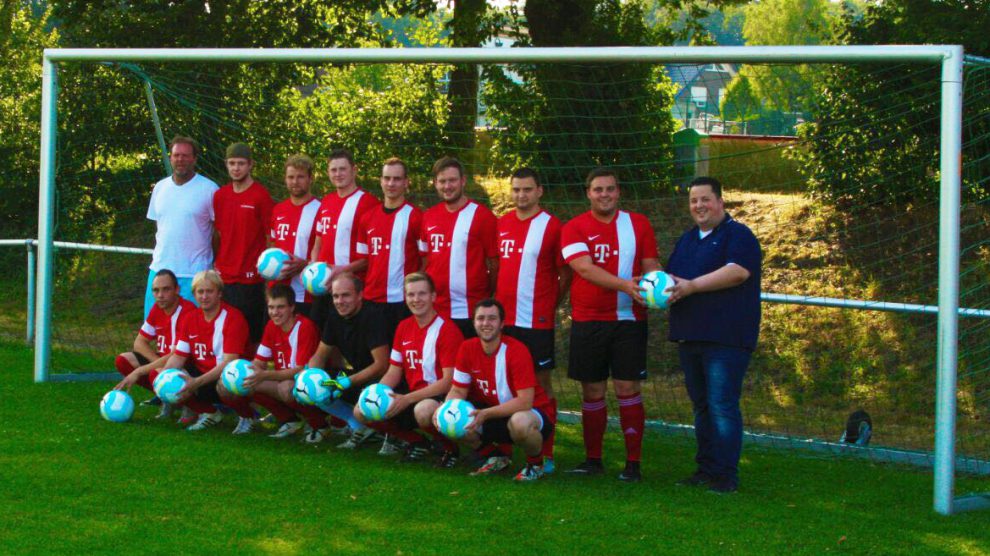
left=617, top=461, right=641, bottom=482
left=566, top=459, right=605, bottom=475
left=676, top=471, right=713, bottom=487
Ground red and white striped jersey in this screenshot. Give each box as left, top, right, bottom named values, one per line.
left=418, top=200, right=498, bottom=319
left=213, top=182, right=274, bottom=285
left=139, top=297, right=197, bottom=356
left=452, top=335, right=554, bottom=421
left=561, top=210, right=659, bottom=322
left=255, top=315, right=320, bottom=370
left=269, top=197, right=321, bottom=303
left=389, top=313, right=464, bottom=392
left=495, top=210, right=564, bottom=329
left=174, top=303, right=250, bottom=373
left=355, top=202, right=423, bottom=303
left=314, top=188, right=380, bottom=268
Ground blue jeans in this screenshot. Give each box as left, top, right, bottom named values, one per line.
left=678, top=341, right=750, bottom=482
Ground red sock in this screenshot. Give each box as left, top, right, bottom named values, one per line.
left=114, top=355, right=153, bottom=391
left=617, top=393, right=645, bottom=462
left=423, top=422, right=457, bottom=452
left=220, top=393, right=256, bottom=419
left=286, top=398, right=328, bottom=430
left=182, top=397, right=217, bottom=414
left=527, top=454, right=543, bottom=465
left=329, top=416, right=347, bottom=429
left=370, top=420, right=426, bottom=445
left=252, top=392, right=297, bottom=423
left=581, top=396, right=608, bottom=460
left=542, top=397, right=557, bottom=459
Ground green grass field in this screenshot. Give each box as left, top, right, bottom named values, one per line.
left=1, top=341, right=988, bottom=555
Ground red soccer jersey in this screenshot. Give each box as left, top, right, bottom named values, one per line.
left=314, top=188, right=380, bottom=268
left=139, top=298, right=197, bottom=356
left=174, top=303, right=250, bottom=374
left=561, top=210, right=659, bottom=322
left=418, top=200, right=498, bottom=320
left=452, top=335, right=554, bottom=421
left=270, top=197, right=321, bottom=303
left=213, top=182, right=274, bottom=284
left=355, top=202, right=423, bottom=303
left=495, top=210, right=564, bottom=329
left=255, top=315, right=320, bottom=370
left=389, top=313, right=464, bottom=392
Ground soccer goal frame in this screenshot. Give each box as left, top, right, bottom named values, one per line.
left=36, top=45, right=972, bottom=514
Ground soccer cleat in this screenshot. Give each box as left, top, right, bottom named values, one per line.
left=176, top=406, right=197, bottom=425
left=676, top=471, right=714, bottom=487
left=566, top=459, right=605, bottom=475
left=141, top=396, right=163, bottom=407
left=186, top=411, right=223, bottom=431
left=232, top=417, right=257, bottom=435
left=155, top=403, right=175, bottom=420
left=435, top=450, right=460, bottom=469
left=304, top=427, right=330, bottom=444
left=514, top=463, right=546, bottom=482
left=618, top=461, right=642, bottom=483
left=543, top=457, right=556, bottom=475
left=378, top=435, right=407, bottom=456
left=337, top=427, right=379, bottom=449
left=270, top=421, right=304, bottom=439
left=708, top=477, right=738, bottom=494
left=470, top=456, right=512, bottom=476
left=400, top=442, right=432, bottom=463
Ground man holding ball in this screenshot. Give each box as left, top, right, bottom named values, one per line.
left=666, top=176, right=762, bottom=494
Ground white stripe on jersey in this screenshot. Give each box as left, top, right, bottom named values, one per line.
left=494, top=342, right=513, bottom=404
left=449, top=203, right=479, bottom=319
left=562, top=242, right=588, bottom=260
left=390, top=348, right=402, bottom=365
left=333, top=190, right=365, bottom=266
left=292, top=199, right=321, bottom=302
left=615, top=211, right=636, bottom=321
left=176, top=339, right=191, bottom=355
left=213, top=309, right=228, bottom=359
left=169, top=304, right=185, bottom=352
left=386, top=205, right=413, bottom=303
left=453, top=369, right=472, bottom=386
left=514, top=211, right=551, bottom=328
left=256, top=343, right=273, bottom=360
left=140, top=321, right=156, bottom=337
left=421, top=316, right=444, bottom=384
left=287, top=320, right=301, bottom=367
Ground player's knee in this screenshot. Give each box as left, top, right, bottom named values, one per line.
left=582, top=381, right=607, bottom=399
left=508, top=411, right=537, bottom=439
left=613, top=379, right=641, bottom=397
left=414, top=400, right=437, bottom=428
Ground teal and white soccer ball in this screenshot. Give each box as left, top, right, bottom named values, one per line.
left=100, top=390, right=135, bottom=423
left=436, top=399, right=476, bottom=440
left=293, top=368, right=333, bottom=406
left=301, top=262, right=332, bottom=296
left=153, top=369, right=190, bottom=404
left=221, top=358, right=255, bottom=396
left=639, top=270, right=676, bottom=309
left=257, top=248, right=291, bottom=281
left=357, top=383, right=394, bottom=422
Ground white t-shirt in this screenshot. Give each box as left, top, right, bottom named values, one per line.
left=146, top=173, right=219, bottom=276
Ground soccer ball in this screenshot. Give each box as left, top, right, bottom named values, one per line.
left=293, top=368, right=334, bottom=406
left=357, top=383, right=394, bottom=422
left=301, top=262, right=332, bottom=296
left=436, top=399, right=476, bottom=439
left=639, top=270, right=676, bottom=309
left=221, top=358, right=255, bottom=396
left=256, top=248, right=291, bottom=281
left=153, top=369, right=190, bottom=404
left=100, top=390, right=135, bottom=423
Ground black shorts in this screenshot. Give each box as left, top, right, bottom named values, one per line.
left=452, top=318, right=477, bottom=339
left=223, top=282, right=267, bottom=343
left=128, top=352, right=151, bottom=366
left=568, top=320, right=648, bottom=382
left=366, top=300, right=411, bottom=342
left=185, top=363, right=222, bottom=404
left=479, top=408, right=554, bottom=445
left=503, top=325, right=556, bottom=371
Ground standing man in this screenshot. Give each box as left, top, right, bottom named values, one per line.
left=442, top=299, right=555, bottom=482
left=355, top=157, right=423, bottom=340
left=270, top=154, right=322, bottom=317
left=560, top=167, right=659, bottom=482
left=213, top=142, right=274, bottom=346
left=666, top=177, right=762, bottom=494
left=310, top=149, right=381, bottom=331
left=419, top=156, right=498, bottom=338
left=144, top=136, right=219, bottom=317
left=495, top=167, right=570, bottom=472
left=306, top=272, right=390, bottom=448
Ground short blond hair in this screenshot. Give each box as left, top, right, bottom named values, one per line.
left=191, top=269, right=224, bottom=292
left=285, top=154, right=315, bottom=176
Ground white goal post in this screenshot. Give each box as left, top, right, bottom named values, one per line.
left=36, top=45, right=969, bottom=514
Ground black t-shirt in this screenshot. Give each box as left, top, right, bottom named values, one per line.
left=321, top=302, right=389, bottom=370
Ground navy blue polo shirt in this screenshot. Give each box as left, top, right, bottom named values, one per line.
left=666, top=214, right=762, bottom=350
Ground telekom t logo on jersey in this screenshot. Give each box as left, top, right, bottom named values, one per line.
left=404, top=350, right=420, bottom=369
left=193, top=343, right=208, bottom=360
left=370, top=236, right=384, bottom=255
left=476, top=378, right=492, bottom=397
left=593, top=243, right=611, bottom=263
left=429, top=233, right=445, bottom=252
left=319, top=216, right=332, bottom=232
left=276, top=352, right=288, bottom=369
left=275, top=223, right=291, bottom=241
left=499, top=239, right=516, bottom=259
left=156, top=335, right=167, bottom=354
